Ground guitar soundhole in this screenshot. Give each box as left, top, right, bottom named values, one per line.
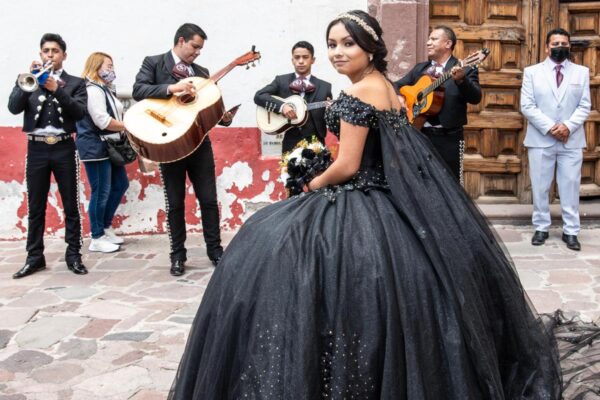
left=417, top=93, right=423, bottom=102
left=162, top=132, right=167, bottom=137
left=178, top=94, right=196, bottom=104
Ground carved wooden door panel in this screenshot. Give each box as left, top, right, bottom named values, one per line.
left=558, top=1, right=600, bottom=197
left=430, top=0, right=540, bottom=203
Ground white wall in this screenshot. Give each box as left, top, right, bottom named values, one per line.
left=0, top=0, right=367, bottom=128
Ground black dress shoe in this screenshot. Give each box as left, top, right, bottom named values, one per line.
left=562, top=234, right=581, bottom=251
left=12, top=263, right=46, bottom=279
left=170, top=260, right=185, bottom=276
left=531, top=230, right=549, bottom=246
left=67, top=260, right=88, bottom=275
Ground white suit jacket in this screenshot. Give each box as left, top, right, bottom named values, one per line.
left=521, top=58, right=591, bottom=149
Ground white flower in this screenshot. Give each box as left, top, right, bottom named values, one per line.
left=38, top=95, right=46, bottom=103
left=288, top=147, right=304, bottom=160
left=279, top=137, right=329, bottom=187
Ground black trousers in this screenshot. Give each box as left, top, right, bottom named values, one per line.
left=421, top=127, right=464, bottom=182
left=159, top=140, right=222, bottom=262
left=25, top=138, right=82, bottom=265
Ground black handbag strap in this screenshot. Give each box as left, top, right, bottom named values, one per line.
left=86, top=80, right=123, bottom=142
left=86, top=79, right=119, bottom=121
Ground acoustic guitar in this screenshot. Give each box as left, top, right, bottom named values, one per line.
left=399, top=48, right=489, bottom=129
left=256, top=95, right=331, bottom=134
left=124, top=47, right=261, bottom=163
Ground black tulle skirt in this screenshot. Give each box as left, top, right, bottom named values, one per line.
left=167, top=118, right=599, bottom=399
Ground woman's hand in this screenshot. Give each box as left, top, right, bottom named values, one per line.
left=397, top=95, right=407, bottom=111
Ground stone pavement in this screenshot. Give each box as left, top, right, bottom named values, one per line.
left=0, top=225, right=599, bottom=400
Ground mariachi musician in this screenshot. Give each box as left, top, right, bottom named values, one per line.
left=132, top=23, right=234, bottom=276
left=394, top=25, right=481, bottom=183
left=8, top=33, right=88, bottom=279
left=254, top=40, right=332, bottom=154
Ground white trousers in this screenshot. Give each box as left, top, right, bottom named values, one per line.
left=527, top=142, right=583, bottom=235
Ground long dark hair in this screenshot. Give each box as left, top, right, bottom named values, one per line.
left=326, top=10, right=387, bottom=73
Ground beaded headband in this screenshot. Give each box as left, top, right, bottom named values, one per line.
left=337, top=13, right=379, bottom=42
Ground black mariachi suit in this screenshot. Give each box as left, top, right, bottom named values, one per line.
left=132, top=52, right=225, bottom=263
left=8, top=72, right=87, bottom=266
left=393, top=56, right=481, bottom=180
left=254, top=73, right=332, bottom=153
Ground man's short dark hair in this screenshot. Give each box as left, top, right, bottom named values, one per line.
left=433, top=25, right=457, bottom=50
left=546, top=28, right=570, bottom=44
left=173, top=23, right=207, bottom=46
left=40, top=33, right=66, bottom=52
left=292, top=41, right=314, bottom=56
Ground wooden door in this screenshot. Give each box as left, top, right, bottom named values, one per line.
left=430, top=0, right=600, bottom=202
left=557, top=1, right=600, bottom=197
left=430, top=0, right=541, bottom=203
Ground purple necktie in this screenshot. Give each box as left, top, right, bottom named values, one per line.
left=172, top=61, right=191, bottom=80
left=555, top=65, right=563, bottom=87
left=289, top=76, right=315, bottom=94
left=426, top=61, right=442, bottom=78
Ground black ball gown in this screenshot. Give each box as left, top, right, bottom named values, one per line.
left=168, top=92, right=566, bottom=399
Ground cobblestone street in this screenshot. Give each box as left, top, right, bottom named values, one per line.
left=1, top=225, right=599, bottom=399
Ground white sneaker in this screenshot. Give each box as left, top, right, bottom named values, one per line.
left=104, top=227, right=124, bottom=244
left=89, top=236, right=120, bottom=253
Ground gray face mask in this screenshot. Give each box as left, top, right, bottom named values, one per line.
left=550, top=46, right=570, bottom=63
left=99, top=69, right=116, bottom=83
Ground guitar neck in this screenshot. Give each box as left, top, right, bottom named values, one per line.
left=210, top=62, right=237, bottom=83
left=422, top=64, right=474, bottom=96
left=307, top=101, right=329, bottom=111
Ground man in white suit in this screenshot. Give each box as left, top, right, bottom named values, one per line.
left=521, top=28, right=591, bottom=251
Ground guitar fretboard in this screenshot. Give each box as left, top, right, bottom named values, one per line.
left=307, top=101, right=330, bottom=111
left=422, top=68, right=463, bottom=97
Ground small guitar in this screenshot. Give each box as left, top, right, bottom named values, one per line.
left=399, top=48, right=489, bottom=129
left=124, top=47, right=261, bottom=163
left=256, top=95, right=331, bottom=134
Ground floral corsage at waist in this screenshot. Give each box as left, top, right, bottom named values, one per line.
left=280, top=138, right=332, bottom=196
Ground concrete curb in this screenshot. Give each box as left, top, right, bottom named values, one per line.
left=479, top=199, right=600, bottom=225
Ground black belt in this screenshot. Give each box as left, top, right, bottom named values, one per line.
left=27, top=133, right=72, bottom=144
left=422, top=126, right=464, bottom=137
left=421, top=126, right=447, bottom=135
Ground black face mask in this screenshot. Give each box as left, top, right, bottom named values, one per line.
left=550, top=46, right=570, bottom=63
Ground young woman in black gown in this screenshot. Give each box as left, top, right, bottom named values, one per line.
left=168, top=10, right=567, bottom=399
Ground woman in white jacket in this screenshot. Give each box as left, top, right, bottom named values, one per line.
left=76, top=52, right=129, bottom=253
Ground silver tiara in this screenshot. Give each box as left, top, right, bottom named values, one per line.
left=337, top=13, right=379, bottom=42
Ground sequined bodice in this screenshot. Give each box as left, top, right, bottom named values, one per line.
left=319, top=92, right=409, bottom=200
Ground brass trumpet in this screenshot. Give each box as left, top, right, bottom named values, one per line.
left=17, top=61, right=53, bottom=92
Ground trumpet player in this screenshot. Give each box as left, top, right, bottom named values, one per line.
left=8, top=33, right=88, bottom=279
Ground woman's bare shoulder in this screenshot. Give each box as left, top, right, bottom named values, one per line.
left=344, top=78, right=392, bottom=111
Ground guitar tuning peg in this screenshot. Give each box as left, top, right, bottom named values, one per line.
left=246, top=65, right=250, bottom=70
left=251, top=62, right=256, bottom=67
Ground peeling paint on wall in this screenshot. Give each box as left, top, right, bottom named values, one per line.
left=0, top=127, right=285, bottom=240
left=0, top=180, right=27, bottom=238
